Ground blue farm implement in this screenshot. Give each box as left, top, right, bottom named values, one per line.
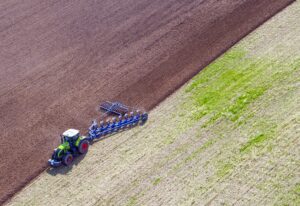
left=48, top=101, right=148, bottom=167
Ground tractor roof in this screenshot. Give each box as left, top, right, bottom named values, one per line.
left=63, top=129, right=79, bottom=137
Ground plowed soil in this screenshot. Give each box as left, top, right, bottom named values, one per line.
left=0, top=0, right=294, bottom=204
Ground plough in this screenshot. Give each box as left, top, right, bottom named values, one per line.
left=48, top=101, right=148, bottom=167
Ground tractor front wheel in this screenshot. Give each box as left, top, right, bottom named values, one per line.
left=78, top=139, right=89, bottom=154
left=62, top=153, right=73, bottom=166
left=52, top=148, right=63, bottom=160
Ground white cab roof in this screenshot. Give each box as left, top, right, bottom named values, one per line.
left=63, top=129, right=79, bottom=137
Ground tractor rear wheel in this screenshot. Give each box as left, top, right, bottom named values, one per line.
left=62, top=153, right=73, bottom=166
left=78, top=139, right=89, bottom=154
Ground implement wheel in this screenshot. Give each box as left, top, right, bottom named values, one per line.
left=62, top=153, right=73, bottom=166
left=140, top=112, right=148, bottom=125
left=78, top=139, right=89, bottom=154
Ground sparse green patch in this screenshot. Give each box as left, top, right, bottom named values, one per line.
left=240, top=133, right=269, bottom=153
left=216, top=162, right=235, bottom=178
left=275, top=183, right=300, bottom=206
left=296, top=184, right=300, bottom=194
left=184, top=139, right=215, bottom=164
left=184, top=48, right=275, bottom=127
left=175, top=24, right=300, bottom=201
left=126, top=196, right=137, bottom=206
left=185, top=49, right=246, bottom=94
left=153, top=177, right=161, bottom=186
left=226, top=86, right=267, bottom=121
left=173, top=138, right=216, bottom=171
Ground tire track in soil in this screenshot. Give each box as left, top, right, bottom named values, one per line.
left=0, top=0, right=294, bottom=204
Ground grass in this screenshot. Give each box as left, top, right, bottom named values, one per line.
left=216, top=163, right=235, bottom=178
left=167, top=45, right=299, bottom=181
left=240, top=133, right=269, bottom=153
left=164, top=21, right=300, bottom=203
left=153, top=177, right=161, bottom=186
left=176, top=40, right=300, bottom=189
left=184, top=48, right=275, bottom=128
left=275, top=183, right=300, bottom=205
left=225, top=86, right=267, bottom=121
left=185, top=139, right=215, bottom=162
left=126, top=196, right=137, bottom=206
left=173, top=139, right=216, bottom=171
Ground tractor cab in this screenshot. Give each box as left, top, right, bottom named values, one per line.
left=61, top=129, right=80, bottom=144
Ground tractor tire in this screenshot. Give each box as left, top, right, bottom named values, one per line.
left=78, top=139, right=89, bottom=154
left=62, top=153, right=73, bottom=166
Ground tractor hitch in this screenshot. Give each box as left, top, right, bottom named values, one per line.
left=48, top=159, right=62, bottom=167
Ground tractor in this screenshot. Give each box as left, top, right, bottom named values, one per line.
left=49, top=129, right=90, bottom=167
left=48, top=101, right=148, bottom=167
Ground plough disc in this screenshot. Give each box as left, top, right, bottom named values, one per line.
left=100, top=101, right=129, bottom=115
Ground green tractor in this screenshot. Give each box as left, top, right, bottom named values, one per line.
left=49, top=129, right=89, bottom=167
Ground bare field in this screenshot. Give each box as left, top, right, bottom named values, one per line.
left=6, top=1, right=300, bottom=206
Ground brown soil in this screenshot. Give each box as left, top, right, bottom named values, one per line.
left=0, top=0, right=294, bottom=204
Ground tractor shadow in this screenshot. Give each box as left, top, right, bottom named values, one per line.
left=46, top=153, right=87, bottom=176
